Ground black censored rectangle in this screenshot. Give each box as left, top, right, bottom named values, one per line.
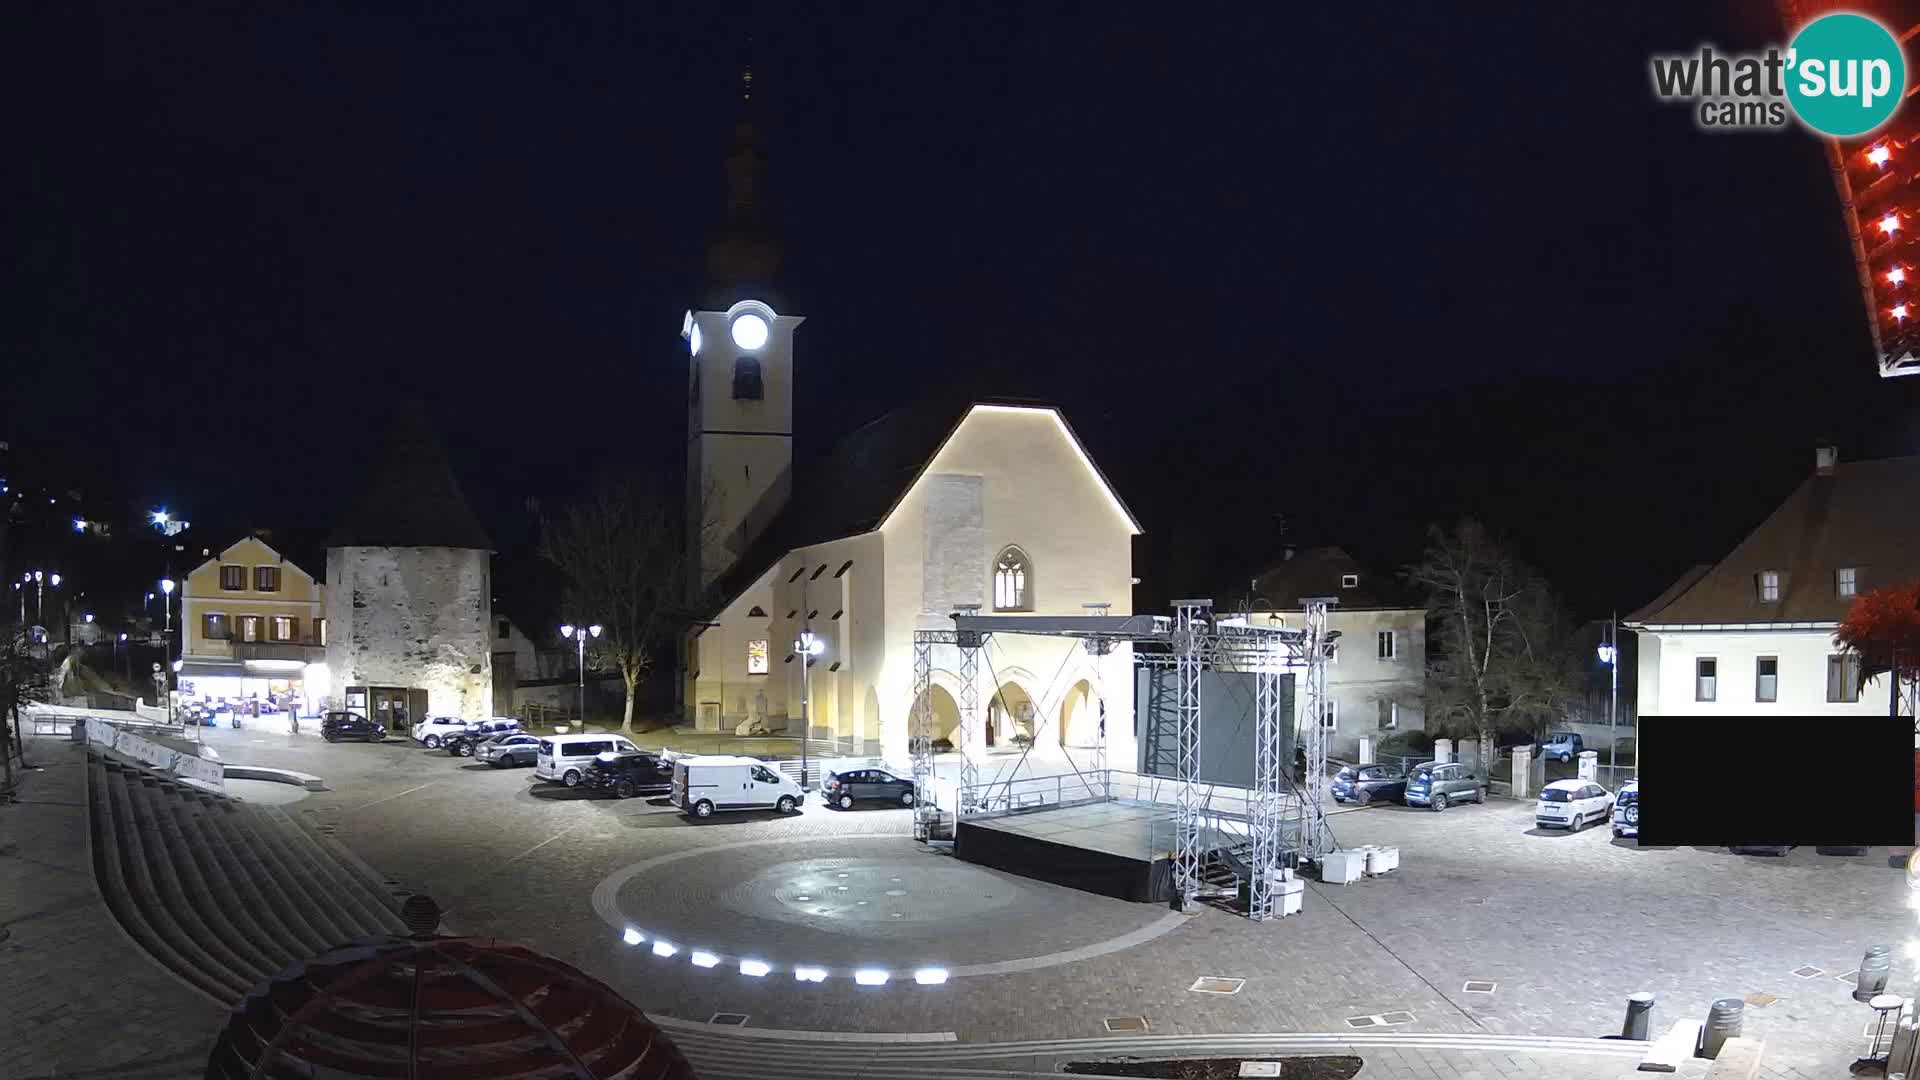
left=1636, top=716, right=1913, bottom=848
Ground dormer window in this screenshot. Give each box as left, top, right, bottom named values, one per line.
left=1341, top=574, right=1359, bottom=588
left=1837, top=567, right=1857, bottom=598
left=1757, top=570, right=1781, bottom=603
left=732, top=356, right=764, bottom=400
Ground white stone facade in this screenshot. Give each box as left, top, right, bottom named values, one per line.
left=325, top=546, right=493, bottom=721
left=1634, top=627, right=1892, bottom=717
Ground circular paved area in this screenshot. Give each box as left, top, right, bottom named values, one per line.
left=595, top=834, right=1183, bottom=976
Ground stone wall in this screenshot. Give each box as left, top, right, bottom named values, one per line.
left=326, top=546, right=492, bottom=720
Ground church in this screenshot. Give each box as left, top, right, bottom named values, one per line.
left=682, top=78, right=1141, bottom=771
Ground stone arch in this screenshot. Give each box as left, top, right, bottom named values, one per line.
left=909, top=683, right=963, bottom=748
left=1059, top=679, right=1099, bottom=749
left=988, top=679, right=1039, bottom=747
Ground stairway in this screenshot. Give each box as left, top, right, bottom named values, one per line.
left=86, top=751, right=409, bottom=1005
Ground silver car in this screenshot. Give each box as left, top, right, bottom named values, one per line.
left=1403, top=761, right=1484, bottom=811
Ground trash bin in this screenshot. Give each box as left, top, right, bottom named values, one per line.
left=1621, top=991, right=1655, bottom=1041
left=1702, top=998, right=1743, bottom=1059
left=1859, top=944, right=1894, bottom=1001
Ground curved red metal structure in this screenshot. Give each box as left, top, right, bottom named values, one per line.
left=204, top=933, right=696, bottom=1080
left=1780, top=1, right=1920, bottom=376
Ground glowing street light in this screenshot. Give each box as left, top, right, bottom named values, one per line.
left=1882, top=213, right=1901, bottom=235
left=1597, top=616, right=1623, bottom=778
left=72, top=517, right=87, bottom=533
left=1871, top=144, right=1893, bottom=167
left=1891, top=267, right=1907, bottom=286
left=151, top=509, right=169, bottom=527
left=559, top=623, right=603, bottom=728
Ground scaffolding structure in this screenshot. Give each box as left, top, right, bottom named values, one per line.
left=908, top=599, right=1333, bottom=919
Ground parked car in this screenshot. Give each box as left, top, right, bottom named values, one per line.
left=1536, top=778, right=1614, bottom=831
left=1404, top=761, right=1483, bottom=811
left=823, top=767, right=916, bottom=810
left=445, top=718, right=523, bottom=756
left=412, top=716, right=475, bottom=750
left=535, top=733, right=643, bottom=787
left=321, top=711, right=387, bottom=743
left=475, top=733, right=542, bottom=769
left=1538, top=731, right=1585, bottom=763
left=1331, top=763, right=1407, bottom=806
left=585, top=751, right=676, bottom=798
left=670, top=755, right=805, bottom=818
left=1612, top=779, right=1639, bottom=840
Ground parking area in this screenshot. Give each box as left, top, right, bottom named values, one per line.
left=197, top=726, right=1909, bottom=1075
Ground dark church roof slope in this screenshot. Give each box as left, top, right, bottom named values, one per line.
left=326, top=425, right=493, bottom=551
left=1627, top=452, right=1920, bottom=626
left=700, top=394, right=1136, bottom=619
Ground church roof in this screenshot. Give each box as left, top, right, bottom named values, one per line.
left=700, top=395, right=1137, bottom=619
left=1626, top=452, right=1920, bottom=626
left=326, top=425, right=493, bottom=551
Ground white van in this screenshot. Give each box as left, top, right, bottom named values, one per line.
left=670, top=755, right=805, bottom=818
left=536, top=732, right=640, bottom=787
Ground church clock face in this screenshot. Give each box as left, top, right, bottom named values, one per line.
left=730, top=312, right=769, bottom=351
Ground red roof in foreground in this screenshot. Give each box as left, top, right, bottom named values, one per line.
left=205, top=933, right=695, bottom=1080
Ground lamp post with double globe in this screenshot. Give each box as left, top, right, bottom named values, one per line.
left=559, top=624, right=602, bottom=729
left=1597, top=614, right=1621, bottom=778
left=795, top=628, right=825, bottom=790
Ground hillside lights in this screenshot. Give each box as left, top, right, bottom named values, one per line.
left=1892, top=267, right=1908, bottom=286
left=1870, top=144, right=1893, bottom=166
left=1896, top=304, right=1910, bottom=322
left=1882, top=212, right=1902, bottom=235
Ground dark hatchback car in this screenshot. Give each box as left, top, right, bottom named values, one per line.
left=585, top=751, right=675, bottom=798
left=1331, top=763, right=1407, bottom=805
left=445, top=719, right=523, bottom=757
left=321, top=711, right=387, bottom=743
left=823, top=768, right=917, bottom=810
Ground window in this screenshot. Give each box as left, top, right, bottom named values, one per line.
left=1756, top=656, right=1778, bottom=703
left=254, top=566, right=281, bottom=592
left=788, top=567, right=806, bottom=583
left=993, top=546, right=1032, bottom=611
left=1838, top=567, right=1858, bottom=598
left=219, top=565, right=246, bottom=591
left=497, top=619, right=510, bottom=640
left=1341, top=574, right=1359, bottom=588
left=1377, top=700, right=1398, bottom=730
left=1377, top=630, right=1396, bottom=660
left=316, top=618, right=327, bottom=646
left=1321, top=700, right=1338, bottom=730
left=1695, top=657, right=1717, bottom=701
left=835, top=560, right=853, bottom=578
left=238, top=616, right=262, bottom=643
left=203, top=613, right=229, bottom=640
left=1757, top=570, right=1780, bottom=603
left=751, top=765, right=779, bottom=783
left=270, top=616, right=297, bottom=642
left=809, top=565, right=826, bottom=580
left=732, top=356, right=763, bottom=400
left=1828, top=653, right=1862, bottom=703
left=747, top=606, right=767, bottom=618
left=747, top=639, right=769, bottom=675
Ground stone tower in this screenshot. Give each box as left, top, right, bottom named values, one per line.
left=325, top=426, right=494, bottom=722
left=684, top=64, right=802, bottom=600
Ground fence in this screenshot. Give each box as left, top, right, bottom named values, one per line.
left=80, top=716, right=224, bottom=792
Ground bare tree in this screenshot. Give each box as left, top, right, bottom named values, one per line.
left=0, top=621, right=53, bottom=795
left=1406, top=519, right=1578, bottom=741
left=540, top=474, right=710, bottom=733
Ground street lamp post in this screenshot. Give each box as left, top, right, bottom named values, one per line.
left=795, top=628, right=825, bottom=791
left=1597, top=613, right=1620, bottom=779
left=559, top=624, right=602, bottom=729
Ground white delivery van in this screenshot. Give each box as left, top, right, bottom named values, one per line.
left=670, top=755, right=805, bottom=818
left=536, top=732, right=640, bottom=787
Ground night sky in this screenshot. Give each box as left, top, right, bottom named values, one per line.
left=6, top=2, right=1920, bottom=620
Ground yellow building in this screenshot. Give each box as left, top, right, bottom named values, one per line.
left=177, top=535, right=329, bottom=708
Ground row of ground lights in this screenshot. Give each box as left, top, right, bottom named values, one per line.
left=620, top=927, right=948, bottom=985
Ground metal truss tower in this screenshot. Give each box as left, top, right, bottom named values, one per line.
left=1295, top=597, right=1336, bottom=861
left=1171, top=600, right=1211, bottom=912
left=1248, top=631, right=1285, bottom=920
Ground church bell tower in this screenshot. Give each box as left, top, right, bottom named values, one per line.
left=685, top=63, right=800, bottom=600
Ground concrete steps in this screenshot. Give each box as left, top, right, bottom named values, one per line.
left=85, top=752, right=407, bottom=1006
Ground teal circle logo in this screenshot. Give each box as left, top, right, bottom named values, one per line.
left=1786, top=13, right=1906, bottom=137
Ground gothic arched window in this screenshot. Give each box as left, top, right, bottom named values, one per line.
left=993, top=546, right=1032, bottom=612
left=732, top=356, right=764, bottom=400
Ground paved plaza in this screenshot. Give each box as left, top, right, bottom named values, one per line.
left=11, top=721, right=1915, bottom=1078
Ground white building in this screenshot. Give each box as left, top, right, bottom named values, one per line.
left=679, top=92, right=1142, bottom=769
left=1626, top=446, right=1917, bottom=718
left=1241, top=546, right=1427, bottom=762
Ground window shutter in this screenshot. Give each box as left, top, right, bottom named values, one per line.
left=286, top=617, right=300, bottom=643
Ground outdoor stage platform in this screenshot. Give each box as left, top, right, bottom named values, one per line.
left=954, top=801, right=1180, bottom=903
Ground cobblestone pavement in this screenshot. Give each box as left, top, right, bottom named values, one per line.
left=150, top=729, right=1920, bottom=1076
left=0, top=737, right=224, bottom=1078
